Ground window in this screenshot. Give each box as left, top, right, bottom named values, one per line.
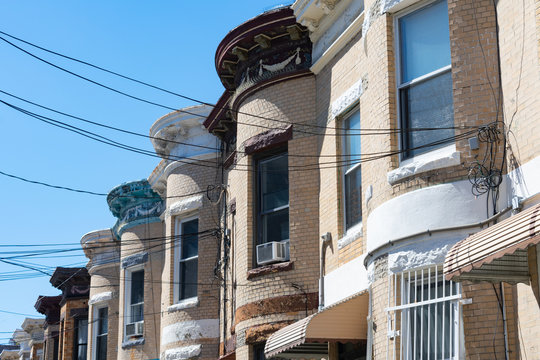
left=343, top=108, right=362, bottom=230
left=253, top=343, right=266, bottom=360
left=125, top=267, right=144, bottom=330
left=257, top=153, right=289, bottom=245
left=386, top=265, right=462, bottom=360
left=93, top=307, right=108, bottom=360
left=396, top=0, right=454, bottom=159
left=175, top=217, right=199, bottom=301
left=73, top=318, right=88, bottom=360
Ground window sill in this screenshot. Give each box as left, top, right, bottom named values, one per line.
left=167, top=297, right=199, bottom=312
left=338, top=222, right=363, bottom=250
left=122, top=337, right=145, bottom=349
left=247, top=261, right=294, bottom=280
left=387, top=145, right=460, bottom=185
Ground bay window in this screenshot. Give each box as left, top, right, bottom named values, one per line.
left=94, top=307, right=108, bottom=360
left=125, top=267, right=144, bottom=338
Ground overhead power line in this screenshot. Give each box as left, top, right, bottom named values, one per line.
left=0, top=30, right=477, bottom=134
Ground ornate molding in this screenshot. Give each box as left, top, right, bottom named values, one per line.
left=107, top=180, right=164, bottom=239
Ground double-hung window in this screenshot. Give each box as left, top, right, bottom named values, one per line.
left=386, top=265, right=462, bottom=360
left=175, top=217, right=199, bottom=301
left=73, top=318, right=88, bottom=360
left=257, top=153, right=289, bottom=246
left=397, top=0, right=454, bottom=159
left=94, top=307, right=108, bottom=360
left=343, top=107, right=362, bottom=230
left=125, top=267, right=144, bottom=330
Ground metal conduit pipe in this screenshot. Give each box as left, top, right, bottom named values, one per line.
left=501, top=283, right=510, bottom=360
left=319, top=232, right=333, bottom=311
left=363, top=205, right=513, bottom=267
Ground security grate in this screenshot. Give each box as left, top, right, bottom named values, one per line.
left=386, top=265, right=461, bottom=360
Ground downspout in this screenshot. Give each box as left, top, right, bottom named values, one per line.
left=319, top=232, right=333, bottom=311
left=366, top=286, right=373, bottom=360
left=500, top=283, right=510, bottom=360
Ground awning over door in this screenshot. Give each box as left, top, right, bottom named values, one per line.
left=444, top=203, right=540, bottom=283
left=264, top=290, right=369, bottom=359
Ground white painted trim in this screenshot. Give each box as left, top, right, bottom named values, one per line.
left=167, top=297, right=199, bottom=313
left=323, top=254, right=369, bottom=307
left=89, top=291, right=114, bottom=305
left=164, top=195, right=203, bottom=219
left=366, top=177, right=510, bottom=255
left=162, top=345, right=202, bottom=360
left=161, top=319, right=219, bottom=346
left=387, top=144, right=460, bottom=185
left=338, top=221, right=363, bottom=249
left=331, top=80, right=363, bottom=119
left=163, top=152, right=217, bottom=179
left=310, top=11, right=364, bottom=74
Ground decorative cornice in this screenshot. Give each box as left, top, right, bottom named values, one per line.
left=80, top=229, right=119, bottom=268
left=107, top=180, right=164, bottom=239
left=149, top=105, right=217, bottom=160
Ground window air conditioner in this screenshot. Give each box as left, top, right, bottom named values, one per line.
left=125, top=321, right=144, bottom=337
left=256, top=240, right=289, bottom=265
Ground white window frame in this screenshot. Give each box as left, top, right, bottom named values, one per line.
left=174, top=215, right=199, bottom=304
left=124, top=265, right=144, bottom=340
left=386, top=265, right=462, bottom=360
left=341, top=105, right=362, bottom=232
left=92, top=306, right=108, bottom=360
left=394, top=0, right=453, bottom=162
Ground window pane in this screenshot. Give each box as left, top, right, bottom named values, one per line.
left=345, top=166, right=362, bottom=229
left=402, top=71, right=454, bottom=157
left=77, top=319, right=88, bottom=344
left=96, top=335, right=107, bottom=360
left=179, top=258, right=198, bottom=299
left=260, top=155, right=289, bottom=212
left=344, top=109, right=361, bottom=169
left=399, top=0, right=450, bottom=83
left=98, top=308, right=108, bottom=335
left=262, top=208, right=289, bottom=243
left=130, top=303, right=144, bottom=323
left=77, top=345, right=87, bottom=360
left=130, top=270, right=144, bottom=305
left=181, top=219, right=199, bottom=259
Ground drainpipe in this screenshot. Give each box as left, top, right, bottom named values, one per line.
left=501, top=283, right=510, bottom=360
left=319, top=232, right=332, bottom=311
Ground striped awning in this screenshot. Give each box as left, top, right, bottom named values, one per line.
left=444, top=203, right=540, bottom=283
left=264, top=290, right=369, bottom=359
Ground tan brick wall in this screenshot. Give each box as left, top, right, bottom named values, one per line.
left=87, top=263, right=119, bottom=360
left=497, top=0, right=540, bottom=169
left=117, top=221, right=163, bottom=360
left=43, top=325, right=58, bottom=360
left=59, top=298, right=88, bottom=360
left=514, top=283, right=540, bottom=359
left=159, top=157, right=221, bottom=360
left=224, top=75, right=320, bottom=357
left=461, top=282, right=518, bottom=360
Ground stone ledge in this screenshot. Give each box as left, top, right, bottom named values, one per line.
left=246, top=261, right=294, bottom=280
left=121, top=337, right=145, bottom=349
left=245, top=321, right=293, bottom=344
left=387, top=145, right=461, bottom=185
left=167, top=297, right=199, bottom=312
left=243, top=125, right=292, bottom=155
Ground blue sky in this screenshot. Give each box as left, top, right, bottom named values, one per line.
left=0, top=0, right=290, bottom=339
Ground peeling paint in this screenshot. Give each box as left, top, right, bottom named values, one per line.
left=161, top=319, right=219, bottom=346
left=162, top=344, right=202, bottom=360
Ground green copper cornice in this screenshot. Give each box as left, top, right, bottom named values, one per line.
left=107, top=180, right=164, bottom=239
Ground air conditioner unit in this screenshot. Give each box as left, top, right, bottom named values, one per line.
left=256, top=240, right=289, bottom=265
left=125, top=321, right=144, bottom=337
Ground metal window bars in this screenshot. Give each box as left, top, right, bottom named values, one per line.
left=385, top=265, right=461, bottom=360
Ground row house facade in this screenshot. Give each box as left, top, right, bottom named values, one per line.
left=17, top=0, right=540, bottom=359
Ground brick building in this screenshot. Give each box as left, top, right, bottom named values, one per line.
left=34, top=295, right=61, bottom=360
left=51, top=0, right=540, bottom=359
